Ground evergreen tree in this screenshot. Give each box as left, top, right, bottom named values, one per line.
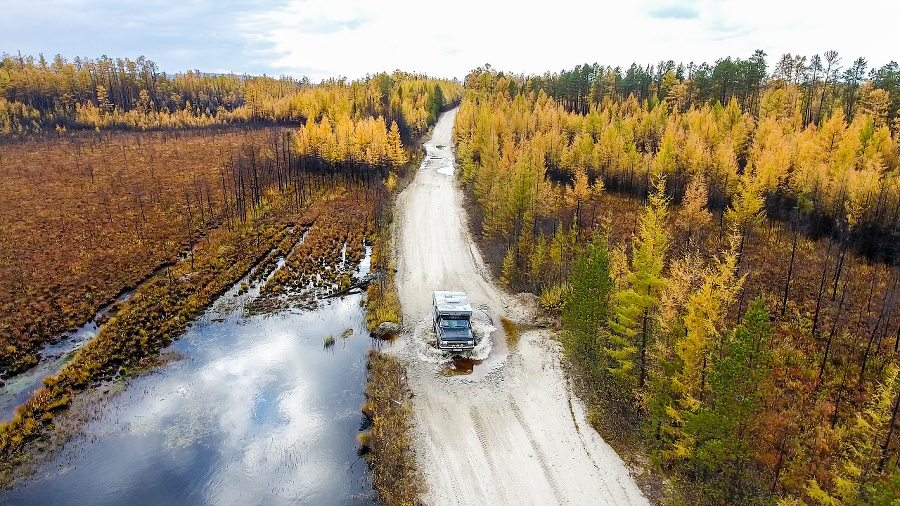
left=678, top=297, right=773, bottom=502
left=608, top=176, right=668, bottom=389
left=562, top=233, right=613, bottom=371
left=675, top=234, right=744, bottom=406
left=387, top=121, right=407, bottom=167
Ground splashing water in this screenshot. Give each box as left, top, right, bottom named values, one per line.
left=406, top=317, right=496, bottom=368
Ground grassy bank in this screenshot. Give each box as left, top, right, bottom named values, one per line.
left=362, top=350, right=424, bottom=505
left=358, top=120, right=427, bottom=505
left=365, top=222, right=402, bottom=331
left=361, top=202, right=418, bottom=506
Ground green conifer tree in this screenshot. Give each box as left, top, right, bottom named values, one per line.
left=608, top=176, right=668, bottom=389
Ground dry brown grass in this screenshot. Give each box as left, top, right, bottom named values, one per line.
left=363, top=350, right=424, bottom=506
left=262, top=187, right=376, bottom=296
left=0, top=127, right=286, bottom=375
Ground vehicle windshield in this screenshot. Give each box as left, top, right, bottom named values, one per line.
left=439, top=318, right=470, bottom=329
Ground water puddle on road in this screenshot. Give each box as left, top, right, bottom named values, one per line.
left=422, top=137, right=454, bottom=176
left=2, top=257, right=377, bottom=505
left=405, top=312, right=506, bottom=379
left=500, top=317, right=520, bottom=348
left=442, top=357, right=484, bottom=376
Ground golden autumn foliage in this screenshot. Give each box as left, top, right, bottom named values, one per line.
left=0, top=54, right=462, bottom=139
left=455, top=82, right=900, bottom=260
left=293, top=115, right=408, bottom=169
left=457, top=67, right=900, bottom=504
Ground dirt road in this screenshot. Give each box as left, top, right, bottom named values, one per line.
left=392, top=108, right=648, bottom=505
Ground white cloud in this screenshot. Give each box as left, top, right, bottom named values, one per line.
left=241, top=0, right=900, bottom=81
left=5, top=0, right=900, bottom=79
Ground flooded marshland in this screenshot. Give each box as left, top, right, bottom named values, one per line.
left=2, top=255, right=378, bottom=505
left=0, top=264, right=165, bottom=421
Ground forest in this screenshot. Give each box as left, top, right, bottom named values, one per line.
left=0, top=53, right=458, bottom=140
left=454, top=51, right=900, bottom=504
left=488, top=53, right=899, bottom=129
left=0, top=55, right=460, bottom=380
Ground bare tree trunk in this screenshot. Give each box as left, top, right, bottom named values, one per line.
left=860, top=276, right=896, bottom=382
left=879, top=390, right=900, bottom=472
left=782, top=225, right=799, bottom=316
left=833, top=365, right=849, bottom=429
left=819, top=276, right=848, bottom=381
left=832, top=237, right=848, bottom=302
left=772, top=428, right=790, bottom=495
left=183, top=186, right=194, bottom=270
left=812, top=241, right=833, bottom=336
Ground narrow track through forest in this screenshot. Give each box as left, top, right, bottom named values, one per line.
left=393, top=109, right=648, bottom=505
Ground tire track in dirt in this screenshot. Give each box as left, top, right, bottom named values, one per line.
left=469, top=406, right=511, bottom=505
left=567, top=394, right=605, bottom=475
left=424, top=395, right=466, bottom=504
left=509, top=398, right=565, bottom=501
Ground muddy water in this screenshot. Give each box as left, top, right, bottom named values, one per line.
left=3, top=258, right=376, bottom=505
left=408, top=310, right=505, bottom=379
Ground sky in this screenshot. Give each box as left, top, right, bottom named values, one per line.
left=3, top=0, right=898, bottom=82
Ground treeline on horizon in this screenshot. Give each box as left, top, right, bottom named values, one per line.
left=0, top=53, right=462, bottom=140
left=473, top=50, right=899, bottom=129
left=455, top=52, right=900, bottom=503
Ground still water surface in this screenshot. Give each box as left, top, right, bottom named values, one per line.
left=3, top=258, right=376, bottom=505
